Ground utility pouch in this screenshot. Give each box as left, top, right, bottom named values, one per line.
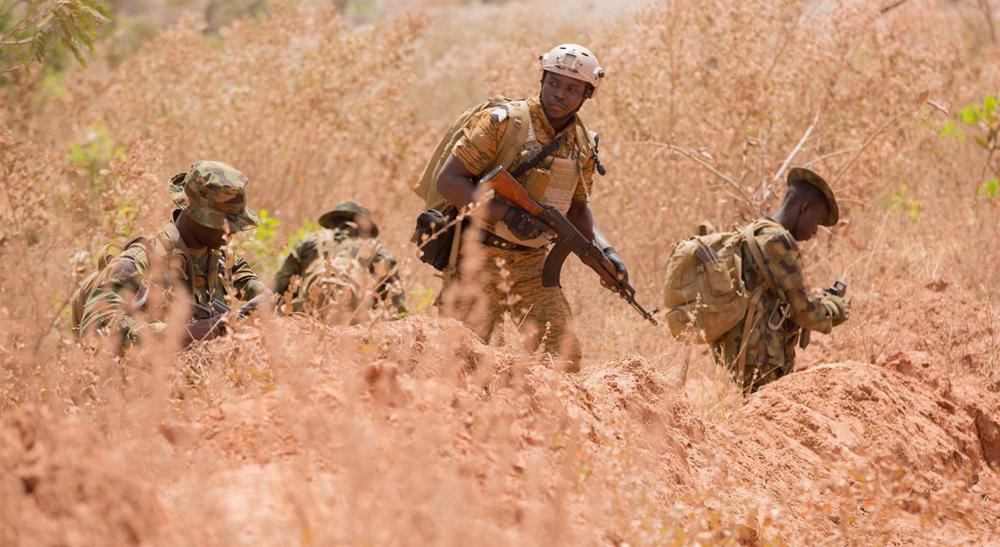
left=524, top=167, right=552, bottom=202
left=704, top=261, right=735, bottom=297
left=413, top=208, right=465, bottom=272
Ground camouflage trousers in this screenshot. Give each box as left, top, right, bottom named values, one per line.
left=712, top=308, right=799, bottom=394
left=441, top=244, right=581, bottom=368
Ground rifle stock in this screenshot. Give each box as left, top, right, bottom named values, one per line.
left=480, top=166, right=659, bottom=325
left=480, top=166, right=544, bottom=216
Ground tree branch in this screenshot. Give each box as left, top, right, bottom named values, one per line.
left=773, top=108, right=820, bottom=182
left=628, top=140, right=759, bottom=212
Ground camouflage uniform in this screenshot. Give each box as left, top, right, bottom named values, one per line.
left=712, top=218, right=834, bottom=393
left=72, top=161, right=267, bottom=343
left=442, top=96, right=595, bottom=365
left=274, top=219, right=406, bottom=322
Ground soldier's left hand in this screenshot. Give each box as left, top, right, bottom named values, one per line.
left=821, top=294, right=849, bottom=326
left=239, top=292, right=274, bottom=319
left=600, top=247, right=629, bottom=295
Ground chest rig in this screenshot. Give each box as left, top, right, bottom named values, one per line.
left=156, top=223, right=236, bottom=315
left=490, top=104, right=587, bottom=249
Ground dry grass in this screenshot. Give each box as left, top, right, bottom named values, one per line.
left=2, top=0, right=1000, bottom=544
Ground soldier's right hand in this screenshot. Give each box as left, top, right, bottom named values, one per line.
left=821, top=294, right=849, bottom=326
left=502, top=205, right=545, bottom=241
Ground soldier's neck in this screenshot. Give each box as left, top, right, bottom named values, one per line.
left=546, top=112, right=575, bottom=134
left=772, top=209, right=797, bottom=234
left=174, top=218, right=208, bottom=253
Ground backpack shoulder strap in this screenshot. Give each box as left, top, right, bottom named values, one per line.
left=496, top=99, right=532, bottom=169
left=742, top=220, right=786, bottom=301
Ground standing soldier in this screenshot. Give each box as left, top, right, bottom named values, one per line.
left=274, top=201, right=406, bottom=322
left=72, top=160, right=271, bottom=347
left=713, top=168, right=850, bottom=393
left=432, top=44, right=628, bottom=370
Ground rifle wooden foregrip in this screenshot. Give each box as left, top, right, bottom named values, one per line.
left=481, top=166, right=544, bottom=216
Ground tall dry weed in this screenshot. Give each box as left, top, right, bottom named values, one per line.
left=1, top=0, right=999, bottom=544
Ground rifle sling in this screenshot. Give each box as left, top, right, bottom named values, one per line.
left=509, top=132, right=568, bottom=179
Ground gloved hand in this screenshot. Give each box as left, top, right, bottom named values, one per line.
left=503, top=205, right=545, bottom=241
left=599, top=247, right=629, bottom=295
left=603, top=247, right=628, bottom=284
left=238, top=292, right=274, bottom=319
left=821, top=294, right=850, bottom=326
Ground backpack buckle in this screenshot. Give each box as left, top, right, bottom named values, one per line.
left=767, top=301, right=790, bottom=330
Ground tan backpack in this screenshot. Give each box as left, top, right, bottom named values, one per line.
left=662, top=219, right=780, bottom=345
left=412, top=97, right=532, bottom=211
left=70, top=236, right=152, bottom=334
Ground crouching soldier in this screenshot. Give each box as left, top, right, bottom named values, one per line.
left=71, top=160, right=272, bottom=347
left=714, top=168, right=850, bottom=393
left=274, top=201, right=406, bottom=322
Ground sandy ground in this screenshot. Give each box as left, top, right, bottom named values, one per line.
left=2, top=284, right=999, bottom=546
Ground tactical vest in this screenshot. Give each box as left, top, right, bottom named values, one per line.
left=412, top=98, right=596, bottom=250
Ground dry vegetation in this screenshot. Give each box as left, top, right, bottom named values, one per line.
left=2, top=0, right=1000, bottom=544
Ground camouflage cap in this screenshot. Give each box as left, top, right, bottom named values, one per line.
left=176, top=161, right=259, bottom=232
left=318, top=200, right=379, bottom=236
left=788, top=167, right=839, bottom=226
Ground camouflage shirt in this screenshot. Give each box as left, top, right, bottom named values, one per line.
left=274, top=227, right=405, bottom=316
left=452, top=96, right=595, bottom=203
left=713, top=218, right=833, bottom=392
left=75, top=221, right=267, bottom=342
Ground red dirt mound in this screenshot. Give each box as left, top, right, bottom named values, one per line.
left=715, top=356, right=1000, bottom=544
left=2, top=317, right=999, bottom=545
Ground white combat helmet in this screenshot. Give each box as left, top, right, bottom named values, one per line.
left=538, top=44, right=605, bottom=95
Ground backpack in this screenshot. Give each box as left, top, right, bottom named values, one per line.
left=410, top=97, right=532, bottom=274
left=662, top=219, right=779, bottom=345
left=70, top=236, right=152, bottom=334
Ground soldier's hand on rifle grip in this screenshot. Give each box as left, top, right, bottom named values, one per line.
left=503, top=205, right=546, bottom=241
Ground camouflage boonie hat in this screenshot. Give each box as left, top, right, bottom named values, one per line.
left=788, top=167, right=839, bottom=226
left=318, top=200, right=379, bottom=237
left=174, top=160, right=259, bottom=232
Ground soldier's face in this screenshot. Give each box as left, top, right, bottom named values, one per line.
left=180, top=210, right=229, bottom=248
left=793, top=201, right=829, bottom=241
left=540, top=72, right=589, bottom=120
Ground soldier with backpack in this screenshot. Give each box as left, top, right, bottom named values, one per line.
left=274, top=201, right=406, bottom=322
left=411, top=44, right=627, bottom=370
left=663, top=168, right=850, bottom=393
left=71, top=161, right=271, bottom=347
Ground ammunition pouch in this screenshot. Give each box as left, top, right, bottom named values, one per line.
left=413, top=208, right=467, bottom=272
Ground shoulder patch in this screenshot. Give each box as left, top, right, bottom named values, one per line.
left=490, top=107, right=508, bottom=123
left=108, top=258, right=139, bottom=281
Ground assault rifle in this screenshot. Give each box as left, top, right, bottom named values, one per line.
left=799, top=280, right=847, bottom=349
left=192, top=298, right=233, bottom=319
left=480, top=166, right=659, bottom=326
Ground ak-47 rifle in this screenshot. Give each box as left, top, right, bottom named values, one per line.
left=480, top=165, right=659, bottom=326
left=799, top=280, right=847, bottom=349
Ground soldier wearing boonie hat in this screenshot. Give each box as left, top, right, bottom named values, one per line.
left=711, top=167, right=850, bottom=394
left=274, top=200, right=406, bottom=322
left=72, top=160, right=270, bottom=347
